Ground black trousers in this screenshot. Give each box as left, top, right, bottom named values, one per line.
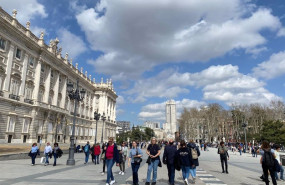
left=220, top=157, right=228, bottom=172
left=262, top=164, right=277, bottom=185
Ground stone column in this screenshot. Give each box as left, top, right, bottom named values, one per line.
left=43, top=66, right=51, bottom=103
left=52, top=71, right=60, bottom=106
left=3, top=44, right=15, bottom=95
left=32, top=59, right=41, bottom=101
left=61, top=76, right=67, bottom=108
left=28, top=108, right=39, bottom=143
left=19, top=53, right=29, bottom=97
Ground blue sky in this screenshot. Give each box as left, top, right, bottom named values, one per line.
left=2, top=0, right=285, bottom=126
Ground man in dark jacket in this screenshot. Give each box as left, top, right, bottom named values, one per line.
left=218, top=141, right=229, bottom=174
left=163, top=139, right=177, bottom=185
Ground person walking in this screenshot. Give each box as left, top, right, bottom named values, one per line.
left=163, top=139, right=177, bottom=185
left=101, top=142, right=107, bottom=175
left=84, top=141, right=91, bottom=164
left=52, top=143, right=61, bottom=166
left=44, top=142, right=52, bottom=166
left=146, top=137, right=161, bottom=185
left=94, top=143, right=101, bottom=165
left=176, top=140, right=193, bottom=185
left=119, top=142, right=128, bottom=175
left=128, top=141, right=143, bottom=185
left=274, top=145, right=284, bottom=181
left=105, top=137, right=120, bottom=185
left=29, top=143, right=39, bottom=166
left=187, top=140, right=200, bottom=183
left=218, top=141, right=229, bottom=174
left=91, top=144, right=95, bottom=163
left=258, top=140, right=277, bottom=185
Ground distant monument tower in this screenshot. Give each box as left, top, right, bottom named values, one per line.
left=164, top=100, right=177, bottom=137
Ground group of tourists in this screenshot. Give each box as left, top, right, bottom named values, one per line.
left=29, top=142, right=62, bottom=166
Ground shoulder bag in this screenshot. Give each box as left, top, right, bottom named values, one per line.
left=134, top=148, right=142, bottom=164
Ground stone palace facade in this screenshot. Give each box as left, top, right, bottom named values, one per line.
left=0, top=7, right=117, bottom=144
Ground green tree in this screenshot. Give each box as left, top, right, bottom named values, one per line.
left=260, top=120, right=285, bottom=145
left=145, top=127, right=155, bottom=140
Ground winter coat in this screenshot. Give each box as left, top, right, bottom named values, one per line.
left=187, top=143, right=200, bottom=166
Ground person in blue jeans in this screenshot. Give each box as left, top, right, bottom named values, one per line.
left=44, top=142, right=52, bottom=166
left=30, top=143, right=39, bottom=166
left=146, top=137, right=161, bottom=185
left=105, top=137, right=120, bottom=185
left=84, top=141, right=90, bottom=164
left=187, top=140, right=200, bottom=183
left=176, top=140, right=194, bottom=185
left=52, top=143, right=60, bottom=166
left=128, top=141, right=143, bottom=185
left=274, top=145, right=284, bottom=181
left=163, top=139, right=177, bottom=185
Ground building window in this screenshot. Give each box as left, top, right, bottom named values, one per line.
left=25, top=83, right=33, bottom=99
left=0, top=38, right=6, bottom=50
left=38, top=88, right=44, bottom=102
left=41, top=65, right=45, bottom=73
left=29, top=57, right=34, bottom=67
left=10, top=78, right=20, bottom=95
left=7, top=116, right=15, bottom=132
left=51, top=70, right=54, bottom=78
left=16, top=48, right=22, bottom=59
left=0, top=75, right=4, bottom=91
left=22, top=119, right=30, bottom=133
left=48, top=123, right=53, bottom=133
left=57, top=94, right=62, bottom=107
left=48, top=91, right=54, bottom=104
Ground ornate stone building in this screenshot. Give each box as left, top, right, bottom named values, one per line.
left=0, top=8, right=117, bottom=144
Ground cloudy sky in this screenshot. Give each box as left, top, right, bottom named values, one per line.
left=2, top=0, right=285, bottom=125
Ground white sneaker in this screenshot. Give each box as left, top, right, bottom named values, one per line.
left=193, top=177, right=196, bottom=184
left=119, top=171, right=122, bottom=175
left=106, top=183, right=109, bottom=185
left=121, top=172, right=124, bottom=175
left=101, top=172, right=105, bottom=175
left=31, top=164, right=34, bottom=166
left=184, top=179, right=189, bottom=185
left=110, top=180, right=115, bottom=185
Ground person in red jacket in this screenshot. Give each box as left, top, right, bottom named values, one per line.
left=94, top=143, right=101, bottom=165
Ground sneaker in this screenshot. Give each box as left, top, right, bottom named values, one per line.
left=121, top=172, right=124, bottom=175
left=226, top=171, right=229, bottom=174
left=119, top=171, right=122, bottom=175
left=84, top=162, right=86, bottom=164
left=106, top=183, right=109, bottom=185
left=193, top=177, right=196, bottom=183
left=145, top=182, right=150, bottom=185
left=151, top=182, right=156, bottom=185
left=184, top=179, right=189, bottom=185
left=110, top=180, right=115, bottom=185
left=44, top=163, right=47, bottom=166
left=101, top=172, right=105, bottom=175
left=31, top=164, right=34, bottom=166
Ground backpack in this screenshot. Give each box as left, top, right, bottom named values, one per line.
left=191, top=148, right=198, bottom=160
left=84, top=145, right=89, bottom=153
left=263, top=150, right=274, bottom=168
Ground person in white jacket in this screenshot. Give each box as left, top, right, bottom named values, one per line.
left=44, top=142, right=52, bottom=166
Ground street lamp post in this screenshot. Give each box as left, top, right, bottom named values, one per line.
left=101, top=112, right=106, bottom=144
left=94, top=111, right=101, bottom=144
left=66, top=79, right=85, bottom=165
left=242, top=122, right=248, bottom=152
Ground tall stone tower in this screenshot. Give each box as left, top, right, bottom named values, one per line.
left=165, top=100, right=177, bottom=136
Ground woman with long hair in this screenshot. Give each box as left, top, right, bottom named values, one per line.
left=128, top=141, right=143, bottom=185
left=105, top=137, right=120, bottom=185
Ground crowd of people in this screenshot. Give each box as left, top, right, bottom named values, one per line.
left=28, top=138, right=284, bottom=185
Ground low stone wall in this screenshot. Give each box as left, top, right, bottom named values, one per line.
left=0, top=150, right=70, bottom=161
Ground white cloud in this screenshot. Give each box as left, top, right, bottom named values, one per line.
left=252, top=51, right=285, bottom=79
left=116, top=109, right=125, bottom=115
left=246, top=47, right=267, bottom=57
left=75, top=0, right=282, bottom=80
left=116, top=95, right=125, bottom=105
left=57, top=28, right=88, bottom=59
left=277, top=28, right=285, bottom=37
left=127, top=64, right=282, bottom=105
left=139, top=99, right=206, bottom=121
left=1, top=0, right=47, bottom=24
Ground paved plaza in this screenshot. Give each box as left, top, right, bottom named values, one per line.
left=0, top=147, right=284, bottom=185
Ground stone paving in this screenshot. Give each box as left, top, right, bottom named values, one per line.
left=0, top=147, right=284, bottom=185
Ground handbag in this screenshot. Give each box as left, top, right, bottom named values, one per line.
left=134, top=148, right=142, bottom=164
left=40, top=157, right=46, bottom=164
